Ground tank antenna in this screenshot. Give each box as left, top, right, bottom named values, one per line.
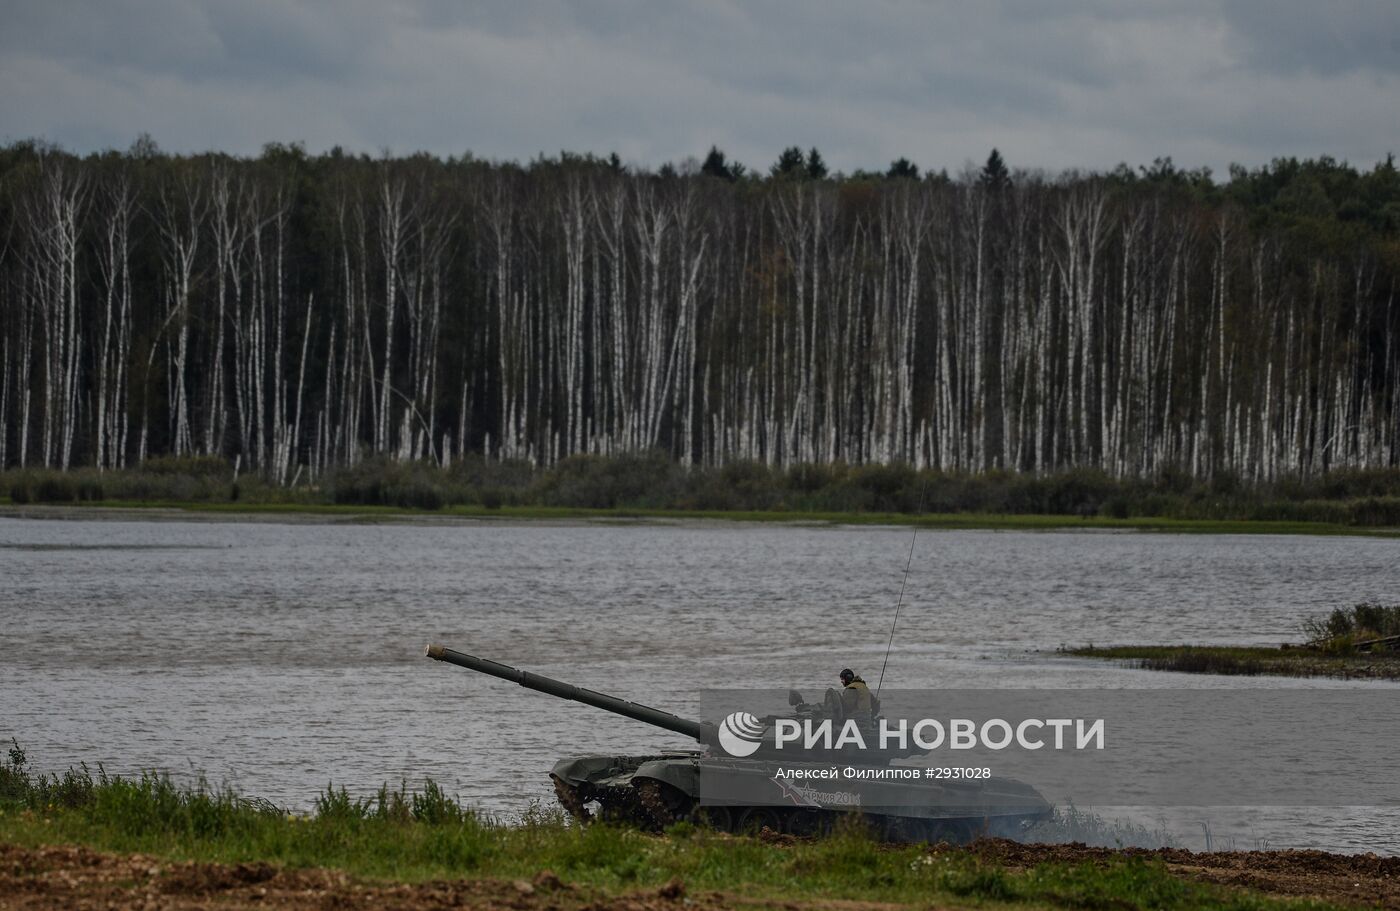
left=876, top=478, right=927, bottom=696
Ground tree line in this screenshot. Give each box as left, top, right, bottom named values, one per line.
left=0, top=139, right=1397, bottom=482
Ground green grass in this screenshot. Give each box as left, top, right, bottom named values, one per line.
left=1065, top=644, right=1400, bottom=680
left=0, top=749, right=1340, bottom=910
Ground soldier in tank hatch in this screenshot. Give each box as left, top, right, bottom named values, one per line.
left=839, top=668, right=873, bottom=723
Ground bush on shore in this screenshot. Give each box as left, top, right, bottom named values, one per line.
left=1301, top=602, right=1400, bottom=651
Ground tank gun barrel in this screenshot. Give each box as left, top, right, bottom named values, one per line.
left=425, top=644, right=707, bottom=741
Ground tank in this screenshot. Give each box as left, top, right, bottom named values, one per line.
left=425, top=643, right=1051, bottom=841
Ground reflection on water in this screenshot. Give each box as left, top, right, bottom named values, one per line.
left=2, top=515, right=1396, bottom=853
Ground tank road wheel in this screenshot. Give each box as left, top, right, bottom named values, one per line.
left=551, top=775, right=593, bottom=825
left=737, top=806, right=783, bottom=835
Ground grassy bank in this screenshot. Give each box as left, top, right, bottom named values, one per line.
left=3, top=455, right=1400, bottom=532
left=0, top=748, right=1339, bottom=910
left=1064, top=645, right=1400, bottom=680
left=1067, top=604, right=1400, bottom=680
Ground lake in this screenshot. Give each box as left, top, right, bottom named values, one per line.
left=2, top=512, right=1396, bottom=852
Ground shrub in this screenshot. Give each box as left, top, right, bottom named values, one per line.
left=0, top=741, right=30, bottom=803
left=35, top=475, right=78, bottom=503
left=1348, top=496, right=1400, bottom=526
left=1154, top=465, right=1195, bottom=494
left=1209, top=470, right=1242, bottom=496
left=1301, top=602, right=1400, bottom=645
left=1040, top=468, right=1116, bottom=515
left=59, top=469, right=107, bottom=502
left=717, top=460, right=780, bottom=509
left=786, top=461, right=844, bottom=493
left=684, top=460, right=780, bottom=511
left=535, top=452, right=686, bottom=509
left=329, top=457, right=447, bottom=510
left=849, top=463, right=916, bottom=507
left=139, top=455, right=233, bottom=480
left=1102, top=496, right=1132, bottom=519
left=448, top=454, right=535, bottom=493
left=9, top=477, right=33, bottom=504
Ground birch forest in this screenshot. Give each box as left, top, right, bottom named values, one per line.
left=1, top=141, right=1397, bottom=483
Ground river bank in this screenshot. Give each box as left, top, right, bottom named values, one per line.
left=7, top=750, right=1393, bottom=909
left=4, top=795, right=1394, bottom=911
left=4, top=499, right=1399, bottom=536
left=5, top=835, right=1394, bottom=910
left=1066, top=644, right=1400, bottom=680
left=7, top=457, right=1400, bottom=532
left=1067, top=604, right=1400, bottom=680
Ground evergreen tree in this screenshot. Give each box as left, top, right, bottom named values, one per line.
left=979, top=148, right=1011, bottom=192
left=887, top=157, right=920, bottom=180
left=805, top=147, right=828, bottom=180
left=771, top=146, right=806, bottom=179
left=1367, top=154, right=1400, bottom=231
left=701, top=145, right=736, bottom=182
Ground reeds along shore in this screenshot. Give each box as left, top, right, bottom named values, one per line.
left=4, top=455, right=1400, bottom=526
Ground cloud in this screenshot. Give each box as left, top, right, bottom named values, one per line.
left=1220, top=1, right=1400, bottom=77
left=0, top=0, right=1396, bottom=175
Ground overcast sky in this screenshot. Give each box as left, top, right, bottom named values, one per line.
left=2, top=0, right=1398, bottom=177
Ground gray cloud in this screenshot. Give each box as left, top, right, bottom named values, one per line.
left=1221, top=1, right=1400, bottom=76
left=1, top=0, right=1396, bottom=175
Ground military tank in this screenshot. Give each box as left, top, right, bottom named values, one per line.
left=425, top=643, right=1051, bottom=842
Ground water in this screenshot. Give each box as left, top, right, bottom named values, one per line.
left=2, top=513, right=1396, bottom=852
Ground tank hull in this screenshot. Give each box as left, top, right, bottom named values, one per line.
left=425, top=646, right=1051, bottom=842
left=550, top=753, right=1051, bottom=842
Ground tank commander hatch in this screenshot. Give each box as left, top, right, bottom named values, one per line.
left=838, top=668, right=873, bottom=723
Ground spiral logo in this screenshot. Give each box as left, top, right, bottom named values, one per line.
left=717, top=711, right=765, bottom=757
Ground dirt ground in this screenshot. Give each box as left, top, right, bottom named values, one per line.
left=944, top=838, right=1400, bottom=908
left=2, top=839, right=1397, bottom=911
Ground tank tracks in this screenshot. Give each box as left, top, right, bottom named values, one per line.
left=559, top=776, right=987, bottom=842
left=554, top=775, right=693, bottom=831
left=550, top=775, right=592, bottom=824
left=551, top=774, right=655, bottom=828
